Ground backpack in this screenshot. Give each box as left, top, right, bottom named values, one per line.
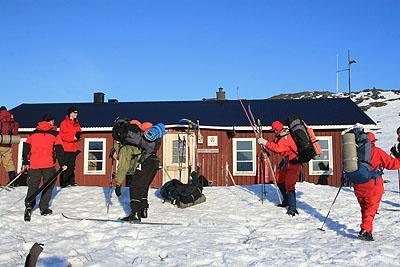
left=286, top=115, right=321, bottom=163
left=0, top=110, right=19, bottom=136
left=344, top=128, right=383, bottom=184
left=160, top=171, right=205, bottom=208
left=112, top=117, right=163, bottom=162
left=112, top=117, right=141, bottom=144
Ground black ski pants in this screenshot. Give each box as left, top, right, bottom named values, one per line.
left=129, top=155, right=160, bottom=213
left=25, top=167, right=56, bottom=211
left=60, top=152, right=77, bottom=187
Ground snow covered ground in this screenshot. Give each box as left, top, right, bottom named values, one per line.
left=1, top=95, right=399, bottom=266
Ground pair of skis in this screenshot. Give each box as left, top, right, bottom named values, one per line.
left=61, top=213, right=181, bottom=225
left=237, top=90, right=282, bottom=205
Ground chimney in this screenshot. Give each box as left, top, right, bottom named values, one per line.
left=108, top=99, right=119, bottom=104
left=216, top=87, right=226, bottom=101
left=93, top=92, right=105, bottom=104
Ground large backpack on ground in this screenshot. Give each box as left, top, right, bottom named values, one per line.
left=343, top=128, right=383, bottom=184
left=160, top=171, right=206, bottom=208
left=286, top=115, right=321, bottom=163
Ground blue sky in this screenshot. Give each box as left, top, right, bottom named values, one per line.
left=0, top=1, right=399, bottom=108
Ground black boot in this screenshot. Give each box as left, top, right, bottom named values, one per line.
left=359, top=228, right=374, bottom=241
left=121, top=212, right=141, bottom=223
left=40, top=209, right=53, bottom=216
left=8, top=171, right=16, bottom=187
left=140, top=208, right=148, bottom=218
left=24, top=207, right=32, bottom=222
left=286, top=190, right=299, bottom=216
left=277, top=183, right=288, bottom=207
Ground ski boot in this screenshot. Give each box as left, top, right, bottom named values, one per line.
left=24, top=207, right=32, bottom=222
left=40, top=209, right=53, bottom=216
left=277, top=183, right=288, bottom=208
left=8, top=171, right=16, bottom=188
left=121, top=212, right=141, bottom=223
left=359, top=228, right=374, bottom=241
left=286, top=207, right=299, bottom=216
left=140, top=208, right=148, bottom=219
left=286, top=190, right=299, bottom=216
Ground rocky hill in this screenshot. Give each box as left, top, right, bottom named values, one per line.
left=269, top=89, right=400, bottom=111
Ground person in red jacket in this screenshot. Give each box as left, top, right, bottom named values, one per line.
left=59, top=106, right=82, bottom=187
left=22, top=115, right=67, bottom=221
left=353, top=132, right=400, bottom=241
left=0, top=106, right=19, bottom=187
left=258, top=120, right=302, bottom=216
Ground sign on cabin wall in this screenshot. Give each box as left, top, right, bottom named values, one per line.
left=207, top=136, right=218, bottom=146
left=198, top=148, right=219, bottom=154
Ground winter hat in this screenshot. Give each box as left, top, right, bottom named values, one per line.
left=141, top=122, right=153, bottom=131
left=0, top=106, right=7, bottom=111
left=67, top=106, right=78, bottom=115
left=144, top=123, right=166, bottom=142
left=271, top=121, right=284, bottom=132
left=42, top=114, right=54, bottom=122
left=367, top=132, right=377, bottom=143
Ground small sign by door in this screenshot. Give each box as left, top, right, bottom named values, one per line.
left=207, top=136, right=218, bottom=146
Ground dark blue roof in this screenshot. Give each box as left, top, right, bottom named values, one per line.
left=11, top=98, right=375, bottom=128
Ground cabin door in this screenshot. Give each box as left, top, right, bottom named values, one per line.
left=163, top=132, right=191, bottom=184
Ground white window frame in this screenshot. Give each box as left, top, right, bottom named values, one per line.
left=309, top=136, right=333, bottom=175
left=232, top=138, right=256, bottom=176
left=84, top=138, right=106, bottom=175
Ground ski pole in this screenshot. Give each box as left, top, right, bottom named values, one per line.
left=106, top=158, right=115, bottom=213
left=25, top=151, right=80, bottom=204
left=25, top=167, right=65, bottom=204
left=318, top=183, right=343, bottom=231
left=398, top=169, right=400, bottom=199
left=0, top=166, right=29, bottom=193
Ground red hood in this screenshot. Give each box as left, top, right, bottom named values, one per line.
left=36, top=121, right=56, bottom=131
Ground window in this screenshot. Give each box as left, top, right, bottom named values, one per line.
left=309, top=136, right=333, bottom=175
left=172, top=138, right=187, bottom=164
left=233, top=138, right=256, bottom=176
left=84, top=138, right=106, bottom=175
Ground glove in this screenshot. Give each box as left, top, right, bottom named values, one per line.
left=115, top=185, right=122, bottom=197
left=75, top=132, right=82, bottom=140
left=390, top=146, right=397, bottom=155
left=258, top=137, right=268, bottom=146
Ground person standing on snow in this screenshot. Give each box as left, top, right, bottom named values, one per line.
left=116, top=122, right=165, bottom=222
left=0, top=106, right=19, bottom=187
left=59, top=106, right=82, bottom=187
left=390, top=126, right=400, bottom=158
left=112, top=120, right=165, bottom=222
left=353, top=132, right=400, bottom=241
left=257, top=120, right=302, bottom=216
left=22, top=115, right=67, bottom=221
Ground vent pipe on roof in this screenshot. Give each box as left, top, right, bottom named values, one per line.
left=216, top=87, right=226, bottom=101
left=94, top=92, right=105, bottom=104
left=108, top=99, right=118, bottom=104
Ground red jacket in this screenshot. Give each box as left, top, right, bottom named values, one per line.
left=59, top=116, right=82, bottom=152
left=265, top=131, right=299, bottom=162
left=23, top=121, right=65, bottom=169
